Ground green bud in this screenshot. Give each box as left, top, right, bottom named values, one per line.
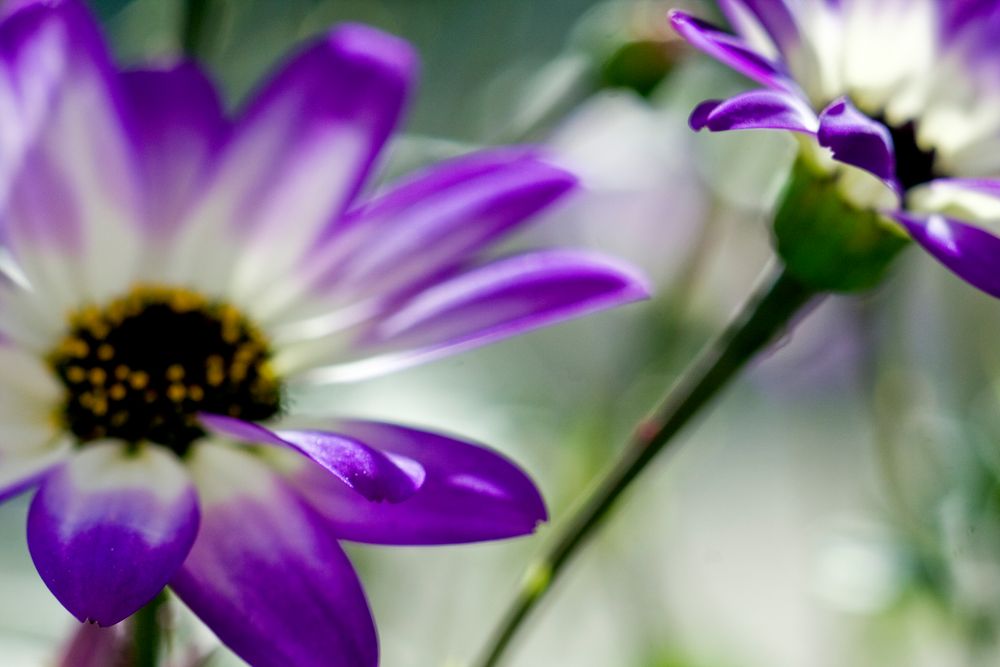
left=773, top=157, right=909, bottom=293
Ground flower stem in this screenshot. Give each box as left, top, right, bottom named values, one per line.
left=181, top=0, right=210, bottom=59
left=131, top=593, right=166, bottom=667
left=473, top=265, right=817, bottom=667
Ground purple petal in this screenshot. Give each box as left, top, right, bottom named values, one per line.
left=304, top=149, right=577, bottom=303
left=669, top=10, right=794, bottom=90
left=719, top=0, right=800, bottom=53
left=817, top=97, right=897, bottom=186
left=292, top=420, right=547, bottom=545
left=171, top=444, right=377, bottom=667
left=199, top=414, right=424, bottom=503
left=208, top=23, right=417, bottom=299
left=0, top=0, right=142, bottom=298
left=689, top=88, right=818, bottom=133
left=120, top=63, right=228, bottom=235
left=311, top=250, right=650, bottom=382
left=28, top=442, right=198, bottom=626
left=897, top=212, right=1000, bottom=298
left=0, top=443, right=70, bottom=505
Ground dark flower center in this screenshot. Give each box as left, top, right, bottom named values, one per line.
left=882, top=118, right=938, bottom=192
left=49, top=286, right=283, bottom=455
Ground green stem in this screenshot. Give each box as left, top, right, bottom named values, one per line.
left=181, top=0, right=211, bottom=59
left=473, top=266, right=817, bottom=667
left=131, top=593, right=166, bottom=667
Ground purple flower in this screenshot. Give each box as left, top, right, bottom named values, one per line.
left=670, top=1, right=1000, bottom=297
left=0, top=1, right=649, bottom=665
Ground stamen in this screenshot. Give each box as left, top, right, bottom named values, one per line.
left=49, top=285, right=283, bottom=455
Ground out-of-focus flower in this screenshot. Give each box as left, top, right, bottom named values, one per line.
left=669, top=1, right=1000, bottom=297
left=57, top=623, right=127, bottom=667
left=0, top=1, right=649, bottom=665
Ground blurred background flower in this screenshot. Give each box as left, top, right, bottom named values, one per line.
left=3, top=1, right=1000, bottom=666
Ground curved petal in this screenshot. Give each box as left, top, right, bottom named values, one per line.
left=198, top=414, right=424, bottom=503
left=291, top=420, right=547, bottom=545
left=908, top=177, right=1000, bottom=222
left=262, top=149, right=578, bottom=322
left=0, top=440, right=71, bottom=505
left=0, top=0, right=142, bottom=309
left=689, top=88, right=818, bottom=133
left=669, top=10, right=794, bottom=90
left=897, top=212, right=1000, bottom=298
left=817, top=97, right=897, bottom=187
left=296, top=250, right=651, bottom=382
left=120, top=63, right=228, bottom=236
left=28, top=442, right=199, bottom=626
left=169, top=23, right=417, bottom=299
left=171, top=443, right=377, bottom=667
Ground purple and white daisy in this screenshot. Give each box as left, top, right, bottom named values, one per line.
left=0, top=1, right=649, bottom=665
left=670, top=1, right=1000, bottom=296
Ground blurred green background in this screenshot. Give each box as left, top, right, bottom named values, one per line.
left=4, top=1, right=1000, bottom=665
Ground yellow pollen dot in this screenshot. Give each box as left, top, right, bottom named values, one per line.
left=66, top=366, right=86, bottom=383
left=109, top=384, right=127, bottom=401
left=79, top=393, right=94, bottom=408
left=188, top=385, right=204, bottom=401
left=166, top=365, right=185, bottom=381
left=167, top=384, right=186, bottom=402
left=92, top=395, right=108, bottom=416
left=88, top=368, right=106, bottom=385
left=64, top=338, right=89, bottom=357
left=97, top=344, right=114, bottom=361
left=129, top=371, right=150, bottom=390
left=207, top=366, right=225, bottom=387
left=114, top=365, right=130, bottom=380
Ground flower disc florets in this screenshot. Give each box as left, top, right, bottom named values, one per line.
left=48, top=286, right=282, bottom=453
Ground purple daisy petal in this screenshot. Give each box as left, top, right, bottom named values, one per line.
left=817, top=97, right=898, bottom=187
left=689, top=88, right=819, bottom=133
left=303, top=149, right=577, bottom=304
left=28, top=442, right=199, bottom=626
left=0, top=0, right=142, bottom=298
left=718, top=0, right=800, bottom=54
left=210, top=23, right=417, bottom=299
left=120, top=63, right=228, bottom=235
left=669, top=10, right=794, bottom=90
left=0, top=443, right=70, bottom=505
left=171, top=444, right=377, bottom=667
left=199, top=414, right=425, bottom=503
left=308, top=250, right=650, bottom=382
left=897, top=212, right=1000, bottom=298
left=291, top=420, right=547, bottom=545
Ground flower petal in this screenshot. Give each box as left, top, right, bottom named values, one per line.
left=120, top=63, right=228, bottom=237
left=689, top=88, right=819, bottom=133
left=169, top=23, right=417, bottom=300
left=291, top=420, right=547, bottom=545
left=897, top=212, right=1000, bottom=298
left=198, top=414, right=424, bottom=503
left=296, top=250, right=650, bottom=382
left=262, top=149, right=577, bottom=323
left=0, top=440, right=70, bottom=504
left=0, top=0, right=142, bottom=309
left=669, top=10, right=793, bottom=90
left=27, top=442, right=199, bottom=626
left=171, top=443, right=377, bottom=667
left=817, top=97, right=897, bottom=187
